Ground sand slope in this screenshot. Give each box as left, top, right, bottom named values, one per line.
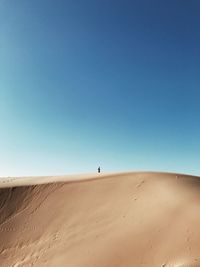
left=0, top=172, right=200, bottom=267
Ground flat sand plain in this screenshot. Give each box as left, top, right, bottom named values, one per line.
left=0, top=172, right=200, bottom=267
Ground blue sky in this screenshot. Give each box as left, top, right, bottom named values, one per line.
left=0, top=0, right=200, bottom=176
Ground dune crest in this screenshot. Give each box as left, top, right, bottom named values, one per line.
left=0, top=172, right=200, bottom=267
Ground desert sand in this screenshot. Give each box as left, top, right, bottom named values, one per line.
left=0, top=172, right=200, bottom=267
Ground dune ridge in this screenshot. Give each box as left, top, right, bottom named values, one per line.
left=0, top=172, right=200, bottom=267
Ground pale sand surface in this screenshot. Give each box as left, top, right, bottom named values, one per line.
left=0, top=172, right=200, bottom=267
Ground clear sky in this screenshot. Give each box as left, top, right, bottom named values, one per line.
left=0, top=0, right=200, bottom=176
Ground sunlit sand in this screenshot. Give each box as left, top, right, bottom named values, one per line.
left=1, top=172, right=200, bottom=266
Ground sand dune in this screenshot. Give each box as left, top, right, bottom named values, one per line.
left=1, top=172, right=200, bottom=267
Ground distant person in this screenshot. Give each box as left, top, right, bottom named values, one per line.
left=98, top=166, right=101, bottom=173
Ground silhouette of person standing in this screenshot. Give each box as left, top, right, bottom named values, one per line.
left=98, top=166, right=100, bottom=173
